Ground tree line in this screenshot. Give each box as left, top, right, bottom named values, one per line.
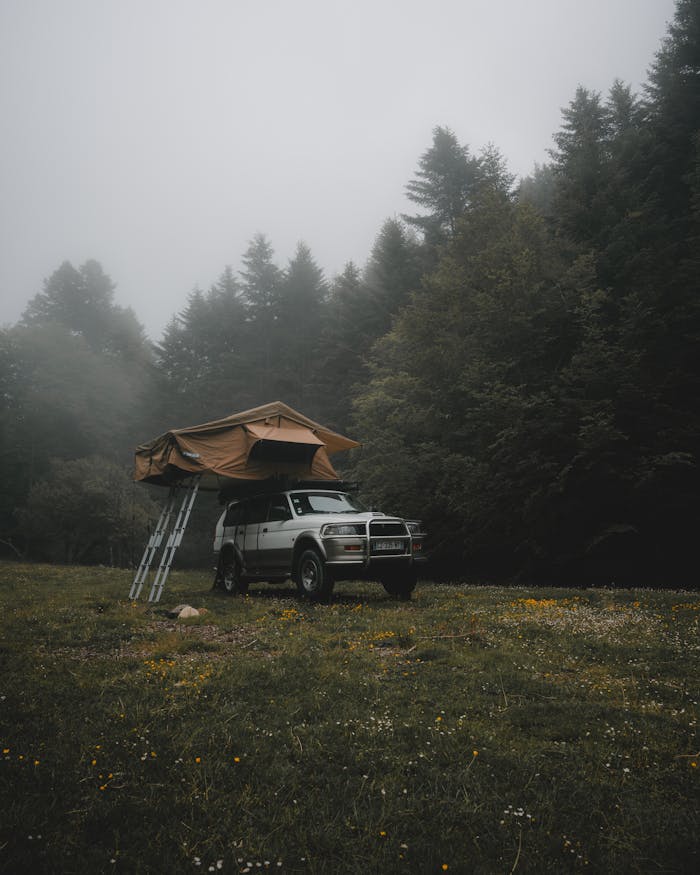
left=1, top=0, right=698, bottom=584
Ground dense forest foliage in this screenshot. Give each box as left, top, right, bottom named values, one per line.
left=1, top=0, right=698, bottom=585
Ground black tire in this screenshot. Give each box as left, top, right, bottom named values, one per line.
left=295, top=549, right=334, bottom=601
left=220, top=550, right=248, bottom=595
left=381, top=568, right=417, bottom=601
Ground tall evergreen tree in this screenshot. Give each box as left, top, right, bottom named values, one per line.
left=550, top=87, right=611, bottom=248
left=518, top=163, right=557, bottom=220
left=22, top=259, right=147, bottom=360
left=403, top=126, right=481, bottom=248
left=155, top=267, right=251, bottom=424
left=277, top=242, right=328, bottom=414
left=477, top=143, right=516, bottom=199
left=316, top=263, right=376, bottom=432
left=644, top=0, right=700, bottom=228
left=239, top=233, right=283, bottom=400
left=363, top=219, right=424, bottom=337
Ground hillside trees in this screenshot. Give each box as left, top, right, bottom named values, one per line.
left=155, top=236, right=332, bottom=425
left=3, top=0, right=698, bottom=581
left=351, top=0, right=700, bottom=583
left=17, top=456, right=158, bottom=565
left=316, top=220, right=424, bottom=433
left=156, top=266, right=250, bottom=424
left=23, top=259, right=148, bottom=360
left=0, top=261, right=158, bottom=557
left=351, top=190, right=590, bottom=576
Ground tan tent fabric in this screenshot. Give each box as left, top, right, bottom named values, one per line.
left=134, top=401, right=360, bottom=488
left=244, top=423, right=325, bottom=445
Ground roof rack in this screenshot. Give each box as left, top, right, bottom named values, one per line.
left=217, top=476, right=359, bottom=503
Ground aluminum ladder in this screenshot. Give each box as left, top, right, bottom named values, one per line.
left=129, top=476, right=201, bottom=603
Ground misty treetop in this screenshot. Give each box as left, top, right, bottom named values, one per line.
left=1, top=0, right=698, bottom=583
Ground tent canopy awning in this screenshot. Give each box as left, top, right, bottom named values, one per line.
left=134, top=401, right=360, bottom=489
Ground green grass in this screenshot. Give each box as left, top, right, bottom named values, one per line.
left=0, top=562, right=698, bottom=874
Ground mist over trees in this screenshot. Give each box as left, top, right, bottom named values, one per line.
left=1, top=0, right=698, bottom=584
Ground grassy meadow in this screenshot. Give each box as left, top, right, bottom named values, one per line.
left=0, top=562, right=697, bottom=874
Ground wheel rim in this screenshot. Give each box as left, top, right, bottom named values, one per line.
left=300, top=557, right=319, bottom=592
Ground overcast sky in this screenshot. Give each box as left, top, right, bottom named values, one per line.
left=0, top=0, right=677, bottom=340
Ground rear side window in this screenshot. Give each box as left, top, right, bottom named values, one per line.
left=268, top=494, right=292, bottom=521
left=224, top=502, right=243, bottom=527
left=245, top=496, right=270, bottom=525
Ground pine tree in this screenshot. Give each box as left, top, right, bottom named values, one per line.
left=22, top=259, right=147, bottom=360
left=316, top=262, right=376, bottom=432
left=363, top=219, right=423, bottom=336
left=550, top=87, right=610, bottom=247
left=403, top=126, right=481, bottom=247
left=277, top=242, right=328, bottom=413
left=155, top=266, right=251, bottom=423
left=239, top=234, right=283, bottom=401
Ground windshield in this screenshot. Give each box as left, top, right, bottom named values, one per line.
left=290, top=491, right=367, bottom=516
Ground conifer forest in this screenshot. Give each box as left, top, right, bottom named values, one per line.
left=2, top=0, right=699, bottom=587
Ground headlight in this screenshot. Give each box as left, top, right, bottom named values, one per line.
left=322, top=523, right=366, bottom=536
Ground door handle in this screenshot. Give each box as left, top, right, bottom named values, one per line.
left=262, top=528, right=268, bottom=533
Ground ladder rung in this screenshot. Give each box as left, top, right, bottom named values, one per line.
left=128, top=477, right=201, bottom=602
left=148, top=477, right=201, bottom=603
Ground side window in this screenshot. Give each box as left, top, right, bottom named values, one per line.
left=224, top=502, right=242, bottom=528
left=267, top=495, right=292, bottom=522
left=245, top=496, right=270, bottom=525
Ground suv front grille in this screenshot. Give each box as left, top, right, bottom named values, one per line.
left=369, top=520, right=410, bottom=556
left=369, top=521, right=408, bottom=537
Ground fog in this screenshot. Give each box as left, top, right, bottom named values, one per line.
left=0, top=0, right=676, bottom=339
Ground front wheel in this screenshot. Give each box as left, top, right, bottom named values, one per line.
left=220, top=551, right=248, bottom=595
left=381, top=568, right=417, bottom=601
left=295, top=549, right=334, bottom=601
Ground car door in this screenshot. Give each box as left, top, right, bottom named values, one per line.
left=257, top=494, right=295, bottom=573
left=241, top=495, right=270, bottom=571
left=223, top=501, right=247, bottom=555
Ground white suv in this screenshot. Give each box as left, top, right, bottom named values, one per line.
left=213, top=489, right=425, bottom=600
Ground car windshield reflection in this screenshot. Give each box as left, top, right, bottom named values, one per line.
left=290, top=492, right=366, bottom=516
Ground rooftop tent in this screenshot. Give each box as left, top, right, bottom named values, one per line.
left=134, top=401, right=360, bottom=490
left=130, top=403, right=360, bottom=602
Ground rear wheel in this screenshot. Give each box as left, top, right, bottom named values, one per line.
left=381, top=567, right=417, bottom=601
left=295, top=549, right=334, bottom=601
left=220, top=550, right=248, bottom=595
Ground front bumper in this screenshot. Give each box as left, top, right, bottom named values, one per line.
left=322, top=534, right=425, bottom=568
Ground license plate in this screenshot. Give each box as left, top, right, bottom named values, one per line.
left=374, top=540, right=404, bottom=551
